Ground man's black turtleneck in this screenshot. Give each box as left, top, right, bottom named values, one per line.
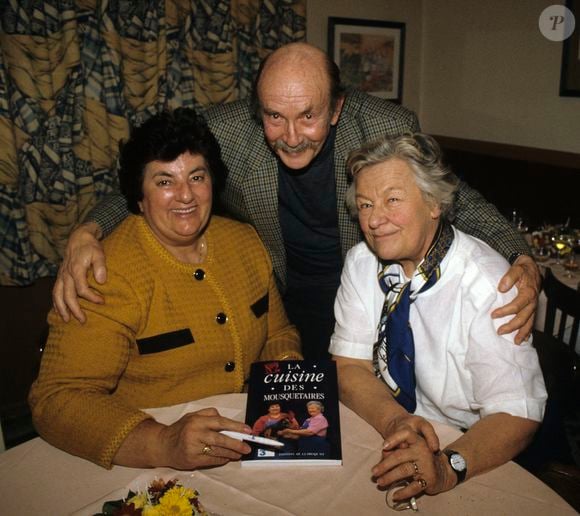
left=277, top=126, right=342, bottom=359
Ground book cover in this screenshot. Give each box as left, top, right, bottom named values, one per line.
left=242, top=360, right=342, bottom=466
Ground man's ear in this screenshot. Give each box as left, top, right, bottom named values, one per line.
left=330, top=96, right=345, bottom=126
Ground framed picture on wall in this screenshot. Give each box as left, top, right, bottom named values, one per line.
left=560, top=0, right=580, bottom=96
left=328, top=17, right=405, bottom=102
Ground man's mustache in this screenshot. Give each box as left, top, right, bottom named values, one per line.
left=273, top=140, right=317, bottom=153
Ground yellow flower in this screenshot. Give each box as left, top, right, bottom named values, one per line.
left=156, top=486, right=194, bottom=515
left=126, top=492, right=148, bottom=509
left=142, top=505, right=161, bottom=516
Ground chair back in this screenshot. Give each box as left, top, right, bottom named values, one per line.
left=543, top=268, right=580, bottom=350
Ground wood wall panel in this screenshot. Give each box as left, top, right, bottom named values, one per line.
left=435, top=136, right=580, bottom=229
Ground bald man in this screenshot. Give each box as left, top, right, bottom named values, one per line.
left=54, top=43, right=540, bottom=359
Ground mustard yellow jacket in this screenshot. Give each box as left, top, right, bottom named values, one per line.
left=30, top=215, right=301, bottom=468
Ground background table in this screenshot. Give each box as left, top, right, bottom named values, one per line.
left=0, top=394, right=575, bottom=515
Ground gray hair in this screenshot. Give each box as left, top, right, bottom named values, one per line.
left=345, top=133, right=459, bottom=219
left=306, top=401, right=324, bottom=412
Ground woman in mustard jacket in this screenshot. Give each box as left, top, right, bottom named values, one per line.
left=30, top=109, right=301, bottom=470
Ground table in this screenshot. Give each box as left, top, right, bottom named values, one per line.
left=543, top=261, right=579, bottom=291
left=0, top=394, right=575, bottom=515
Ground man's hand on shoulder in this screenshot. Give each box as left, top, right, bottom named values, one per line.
left=53, top=221, right=107, bottom=324
left=492, top=255, right=541, bottom=344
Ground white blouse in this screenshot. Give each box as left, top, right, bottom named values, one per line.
left=330, top=228, right=547, bottom=429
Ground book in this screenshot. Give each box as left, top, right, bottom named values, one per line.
left=241, top=360, right=342, bottom=466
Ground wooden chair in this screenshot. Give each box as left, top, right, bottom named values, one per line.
left=0, top=278, right=52, bottom=450
left=530, top=269, right=580, bottom=511
left=543, top=268, right=580, bottom=350
left=531, top=329, right=580, bottom=512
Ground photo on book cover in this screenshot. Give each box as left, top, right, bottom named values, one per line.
left=242, top=360, right=342, bottom=466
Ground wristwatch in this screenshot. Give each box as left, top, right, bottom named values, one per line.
left=443, top=449, right=467, bottom=484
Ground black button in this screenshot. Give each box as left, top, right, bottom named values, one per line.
left=216, top=312, right=227, bottom=324
left=225, top=361, right=235, bottom=372
left=193, top=269, right=205, bottom=280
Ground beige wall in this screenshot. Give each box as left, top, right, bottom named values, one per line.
left=421, top=0, right=580, bottom=153
left=307, top=0, right=580, bottom=154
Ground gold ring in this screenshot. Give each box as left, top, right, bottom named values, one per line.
left=411, top=461, right=419, bottom=475
left=201, top=444, right=213, bottom=455
left=417, top=477, right=427, bottom=490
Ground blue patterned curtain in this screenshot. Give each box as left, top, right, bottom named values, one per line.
left=0, top=0, right=306, bottom=285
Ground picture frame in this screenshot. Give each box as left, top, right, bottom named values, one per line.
left=560, top=0, right=580, bottom=96
left=328, top=17, right=405, bottom=102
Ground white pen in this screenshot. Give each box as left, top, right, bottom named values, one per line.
left=220, top=430, right=284, bottom=448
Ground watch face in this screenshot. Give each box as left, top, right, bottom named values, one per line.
left=450, top=453, right=466, bottom=471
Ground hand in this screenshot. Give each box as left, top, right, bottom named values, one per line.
left=277, top=428, right=299, bottom=439
left=382, top=413, right=440, bottom=453
left=493, top=255, right=541, bottom=344
left=157, top=408, right=252, bottom=470
left=52, top=222, right=107, bottom=323
left=373, top=423, right=454, bottom=500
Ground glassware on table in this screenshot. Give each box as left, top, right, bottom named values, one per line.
left=562, top=233, right=578, bottom=277
left=532, top=245, right=551, bottom=263
left=563, top=255, right=578, bottom=278
left=385, top=480, right=419, bottom=512
left=573, top=230, right=580, bottom=254
left=531, top=231, right=551, bottom=265
left=510, top=209, right=528, bottom=233
left=552, top=234, right=573, bottom=265
left=510, top=209, right=519, bottom=225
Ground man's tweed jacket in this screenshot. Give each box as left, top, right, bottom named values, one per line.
left=91, top=90, right=528, bottom=290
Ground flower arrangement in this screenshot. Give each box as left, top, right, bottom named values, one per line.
left=95, top=478, right=207, bottom=516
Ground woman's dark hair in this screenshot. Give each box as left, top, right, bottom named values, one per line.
left=118, top=108, right=227, bottom=214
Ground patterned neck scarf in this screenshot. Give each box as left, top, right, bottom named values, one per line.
left=373, top=222, right=454, bottom=412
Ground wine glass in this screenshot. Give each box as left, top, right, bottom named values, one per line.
left=563, top=254, right=578, bottom=278
left=562, top=234, right=579, bottom=278
left=531, top=231, right=550, bottom=264
left=510, top=209, right=528, bottom=234
left=532, top=245, right=551, bottom=265
left=552, top=234, right=573, bottom=266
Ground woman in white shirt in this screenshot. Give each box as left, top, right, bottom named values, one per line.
left=330, top=133, right=546, bottom=503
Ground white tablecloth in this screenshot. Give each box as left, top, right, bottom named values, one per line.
left=0, top=394, right=575, bottom=515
